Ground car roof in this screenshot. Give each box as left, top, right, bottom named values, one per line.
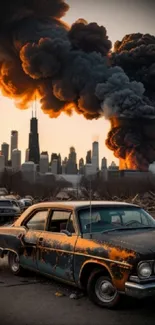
left=0, top=198, right=12, bottom=201
left=28, top=200, right=139, bottom=209
left=14, top=200, right=140, bottom=226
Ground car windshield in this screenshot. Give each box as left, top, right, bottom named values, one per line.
left=0, top=200, right=12, bottom=207
left=78, top=205, right=155, bottom=234
left=24, top=201, right=31, bottom=207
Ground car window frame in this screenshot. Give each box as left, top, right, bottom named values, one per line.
left=45, top=208, right=78, bottom=235
left=21, top=208, right=50, bottom=231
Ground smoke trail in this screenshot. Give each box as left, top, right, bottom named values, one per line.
left=0, top=1, right=155, bottom=170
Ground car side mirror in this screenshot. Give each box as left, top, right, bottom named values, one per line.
left=61, top=229, right=72, bottom=237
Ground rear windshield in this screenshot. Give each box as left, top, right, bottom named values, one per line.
left=24, top=201, right=32, bottom=206
left=0, top=201, right=12, bottom=207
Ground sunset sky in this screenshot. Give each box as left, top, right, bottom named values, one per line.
left=0, top=0, right=154, bottom=164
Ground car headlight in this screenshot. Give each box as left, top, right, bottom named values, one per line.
left=138, top=262, right=152, bottom=278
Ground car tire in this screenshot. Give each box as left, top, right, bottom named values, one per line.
left=8, top=252, right=25, bottom=276
left=87, top=269, right=120, bottom=309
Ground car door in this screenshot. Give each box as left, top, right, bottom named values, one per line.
left=20, top=208, right=49, bottom=271
left=37, top=209, right=78, bottom=283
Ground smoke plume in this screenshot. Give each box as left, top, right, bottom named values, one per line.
left=0, top=1, right=155, bottom=171
left=110, top=33, right=155, bottom=171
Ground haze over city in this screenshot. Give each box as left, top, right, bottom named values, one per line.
left=0, top=0, right=154, bottom=165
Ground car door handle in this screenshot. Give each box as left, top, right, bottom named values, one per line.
left=38, top=237, right=43, bottom=245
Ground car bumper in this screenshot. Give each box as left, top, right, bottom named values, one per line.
left=125, top=281, right=155, bottom=298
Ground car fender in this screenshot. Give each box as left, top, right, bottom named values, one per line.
left=0, top=227, right=26, bottom=258
left=79, top=258, right=113, bottom=281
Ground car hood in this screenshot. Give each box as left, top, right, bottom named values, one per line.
left=92, top=228, right=155, bottom=258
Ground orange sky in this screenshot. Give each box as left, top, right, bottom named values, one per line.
left=0, top=0, right=154, bottom=164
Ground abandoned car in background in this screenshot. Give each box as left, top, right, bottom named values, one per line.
left=0, top=198, right=21, bottom=225
left=1, top=201, right=155, bottom=308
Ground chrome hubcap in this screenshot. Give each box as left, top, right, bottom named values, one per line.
left=11, top=254, right=20, bottom=272
left=95, top=278, right=117, bottom=303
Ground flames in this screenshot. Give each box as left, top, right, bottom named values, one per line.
left=107, top=117, right=155, bottom=171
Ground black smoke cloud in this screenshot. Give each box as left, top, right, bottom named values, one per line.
left=0, top=1, right=155, bottom=170
left=109, top=33, right=155, bottom=170
left=112, top=33, right=155, bottom=104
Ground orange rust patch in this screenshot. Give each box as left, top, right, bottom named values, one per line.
left=76, top=238, right=136, bottom=264
left=112, top=270, right=130, bottom=291
left=106, top=245, right=135, bottom=261
left=40, top=233, right=77, bottom=247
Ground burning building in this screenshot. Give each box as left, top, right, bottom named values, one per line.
left=0, top=1, right=155, bottom=172
left=106, top=117, right=155, bottom=172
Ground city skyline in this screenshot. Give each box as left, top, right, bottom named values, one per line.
left=0, top=113, right=116, bottom=169
left=0, top=1, right=154, bottom=166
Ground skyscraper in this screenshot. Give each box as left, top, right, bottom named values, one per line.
left=101, top=157, right=108, bottom=180
left=28, top=111, right=40, bottom=164
left=51, top=159, right=58, bottom=174
left=66, top=147, right=77, bottom=174
left=79, top=158, right=84, bottom=174
left=101, top=157, right=107, bottom=170
left=51, top=153, right=62, bottom=174
left=92, top=141, right=99, bottom=172
left=62, top=157, right=68, bottom=174
left=1, top=142, right=9, bottom=165
left=21, top=162, right=36, bottom=183
left=86, top=150, right=91, bottom=164
left=0, top=152, right=5, bottom=171
left=12, top=149, right=21, bottom=171
left=39, top=152, right=49, bottom=174
left=25, top=148, right=30, bottom=162
left=11, top=130, right=18, bottom=160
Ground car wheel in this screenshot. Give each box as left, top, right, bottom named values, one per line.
left=8, top=252, right=24, bottom=276
left=87, top=269, right=120, bottom=309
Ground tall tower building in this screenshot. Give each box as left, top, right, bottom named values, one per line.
left=25, top=148, right=30, bottom=162
left=28, top=108, right=40, bottom=164
left=39, top=152, right=49, bottom=174
left=0, top=152, right=5, bottom=171
left=1, top=142, right=9, bottom=165
left=101, top=157, right=108, bottom=180
left=21, top=162, right=36, bottom=183
left=86, top=150, right=91, bottom=164
left=66, top=147, right=77, bottom=174
left=51, top=159, right=58, bottom=174
left=51, top=153, right=62, bottom=174
left=12, top=149, right=21, bottom=171
left=79, top=158, right=84, bottom=175
left=92, top=141, right=99, bottom=172
left=62, top=157, right=67, bottom=174
left=101, top=157, right=107, bottom=170
left=11, top=130, right=18, bottom=160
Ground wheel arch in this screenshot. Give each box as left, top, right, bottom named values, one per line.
left=79, top=260, right=112, bottom=289
left=0, top=247, right=19, bottom=258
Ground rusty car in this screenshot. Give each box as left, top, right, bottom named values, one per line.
left=1, top=200, right=155, bottom=308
